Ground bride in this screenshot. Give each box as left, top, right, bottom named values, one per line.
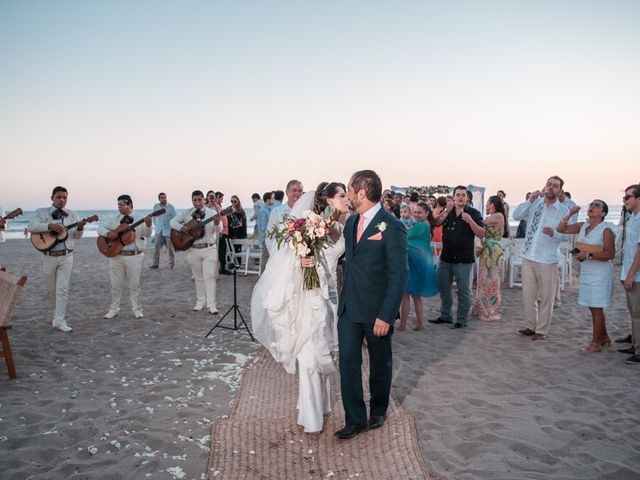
left=250, top=181, right=349, bottom=433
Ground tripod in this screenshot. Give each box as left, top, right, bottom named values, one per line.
left=206, top=262, right=255, bottom=341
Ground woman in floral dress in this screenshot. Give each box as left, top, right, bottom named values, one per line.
left=473, top=196, right=506, bottom=322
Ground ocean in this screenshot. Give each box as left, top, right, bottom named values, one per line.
left=0, top=206, right=625, bottom=240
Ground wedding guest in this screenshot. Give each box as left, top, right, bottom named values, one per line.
left=616, top=201, right=635, bottom=344
left=392, top=191, right=404, bottom=218
left=515, top=192, right=531, bottom=238
left=28, top=186, right=86, bottom=331
left=257, top=191, right=275, bottom=274
left=428, top=195, right=437, bottom=211
left=266, top=180, right=304, bottom=255
left=430, top=185, right=484, bottom=329
left=408, top=191, right=419, bottom=208
left=618, top=184, right=640, bottom=365
left=171, top=190, right=223, bottom=314
left=466, top=190, right=474, bottom=208
left=382, top=197, right=396, bottom=214
left=446, top=195, right=454, bottom=211
left=512, top=176, right=570, bottom=340
left=497, top=190, right=510, bottom=238
left=228, top=195, right=247, bottom=240
left=393, top=191, right=405, bottom=207
left=249, top=193, right=263, bottom=238
left=213, top=192, right=231, bottom=275
left=556, top=200, right=616, bottom=352
left=432, top=196, right=446, bottom=246
left=99, top=194, right=152, bottom=320
left=150, top=192, right=176, bottom=270
left=399, top=202, right=438, bottom=331
left=472, top=196, right=505, bottom=322
left=399, top=204, right=415, bottom=229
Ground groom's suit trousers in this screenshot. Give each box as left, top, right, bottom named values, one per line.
left=338, top=318, right=393, bottom=426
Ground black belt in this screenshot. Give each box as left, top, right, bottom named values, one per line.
left=45, top=249, right=73, bottom=257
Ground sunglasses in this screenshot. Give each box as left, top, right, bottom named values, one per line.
left=623, top=195, right=636, bottom=201
left=231, top=200, right=238, bottom=203
left=589, top=202, right=604, bottom=208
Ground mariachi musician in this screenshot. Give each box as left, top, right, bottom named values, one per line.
left=171, top=190, right=223, bottom=314
left=28, top=186, right=86, bottom=332
left=98, top=194, right=152, bottom=320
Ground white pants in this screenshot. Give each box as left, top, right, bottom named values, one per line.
left=42, top=253, right=74, bottom=322
left=108, top=254, right=144, bottom=314
left=522, top=259, right=558, bottom=336
left=296, top=342, right=332, bottom=433
left=187, top=246, right=218, bottom=308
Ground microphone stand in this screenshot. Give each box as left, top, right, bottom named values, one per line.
left=205, top=261, right=255, bottom=341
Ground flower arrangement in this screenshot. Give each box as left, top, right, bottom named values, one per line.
left=267, top=207, right=337, bottom=290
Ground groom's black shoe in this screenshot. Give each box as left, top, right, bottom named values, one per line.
left=428, top=317, right=451, bottom=325
left=615, top=334, right=632, bottom=343
left=335, top=424, right=368, bottom=440
left=368, top=415, right=386, bottom=430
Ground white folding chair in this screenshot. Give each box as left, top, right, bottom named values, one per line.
left=229, top=239, right=262, bottom=276
left=509, top=239, right=525, bottom=288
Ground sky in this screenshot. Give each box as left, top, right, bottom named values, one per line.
left=1, top=0, right=638, bottom=210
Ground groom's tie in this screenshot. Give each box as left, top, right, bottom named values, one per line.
left=356, top=214, right=366, bottom=243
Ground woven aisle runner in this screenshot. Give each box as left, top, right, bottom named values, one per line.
left=207, top=347, right=431, bottom=480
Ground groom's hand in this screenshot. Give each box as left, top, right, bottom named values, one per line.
left=373, top=319, right=390, bottom=337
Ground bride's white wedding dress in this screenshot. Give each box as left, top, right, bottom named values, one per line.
left=251, top=192, right=345, bottom=433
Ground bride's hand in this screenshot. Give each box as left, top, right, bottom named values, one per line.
left=300, top=256, right=315, bottom=268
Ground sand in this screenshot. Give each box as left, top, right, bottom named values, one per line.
left=1, top=238, right=640, bottom=479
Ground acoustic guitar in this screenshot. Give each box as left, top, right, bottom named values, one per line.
left=171, top=206, right=233, bottom=251
left=97, top=208, right=166, bottom=258
left=1, top=208, right=23, bottom=231
left=1, top=208, right=23, bottom=224
left=31, top=215, right=100, bottom=252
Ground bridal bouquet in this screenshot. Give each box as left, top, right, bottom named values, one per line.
left=268, top=207, right=337, bottom=290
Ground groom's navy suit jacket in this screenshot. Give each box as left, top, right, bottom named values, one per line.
left=338, top=207, right=408, bottom=325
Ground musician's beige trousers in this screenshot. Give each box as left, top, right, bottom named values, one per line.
left=522, top=259, right=558, bottom=336
left=187, top=245, right=218, bottom=308
left=42, top=253, right=73, bottom=322
left=108, top=254, right=144, bottom=314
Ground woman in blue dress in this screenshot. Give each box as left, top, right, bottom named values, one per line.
left=398, top=202, right=439, bottom=331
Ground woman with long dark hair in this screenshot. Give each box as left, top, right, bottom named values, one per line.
left=228, top=195, right=247, bottom=240
left=251, top=181, right=349, bottom=434
left=472, top=195, right=505, bottom=322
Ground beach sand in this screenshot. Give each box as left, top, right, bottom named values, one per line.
left=1, top=238, right=639, bottom=479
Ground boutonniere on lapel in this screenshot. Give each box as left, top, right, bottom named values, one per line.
left=367, top=222, right=386, bottom=241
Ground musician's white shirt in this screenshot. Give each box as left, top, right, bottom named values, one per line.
left=98, top=212, right=152, bottom=252
left=170, top=207, right=222, bottom=247
left=28, top=206, right=84, bottom=251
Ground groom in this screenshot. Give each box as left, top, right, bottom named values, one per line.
left=336, top=169, right=408, bottom=439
